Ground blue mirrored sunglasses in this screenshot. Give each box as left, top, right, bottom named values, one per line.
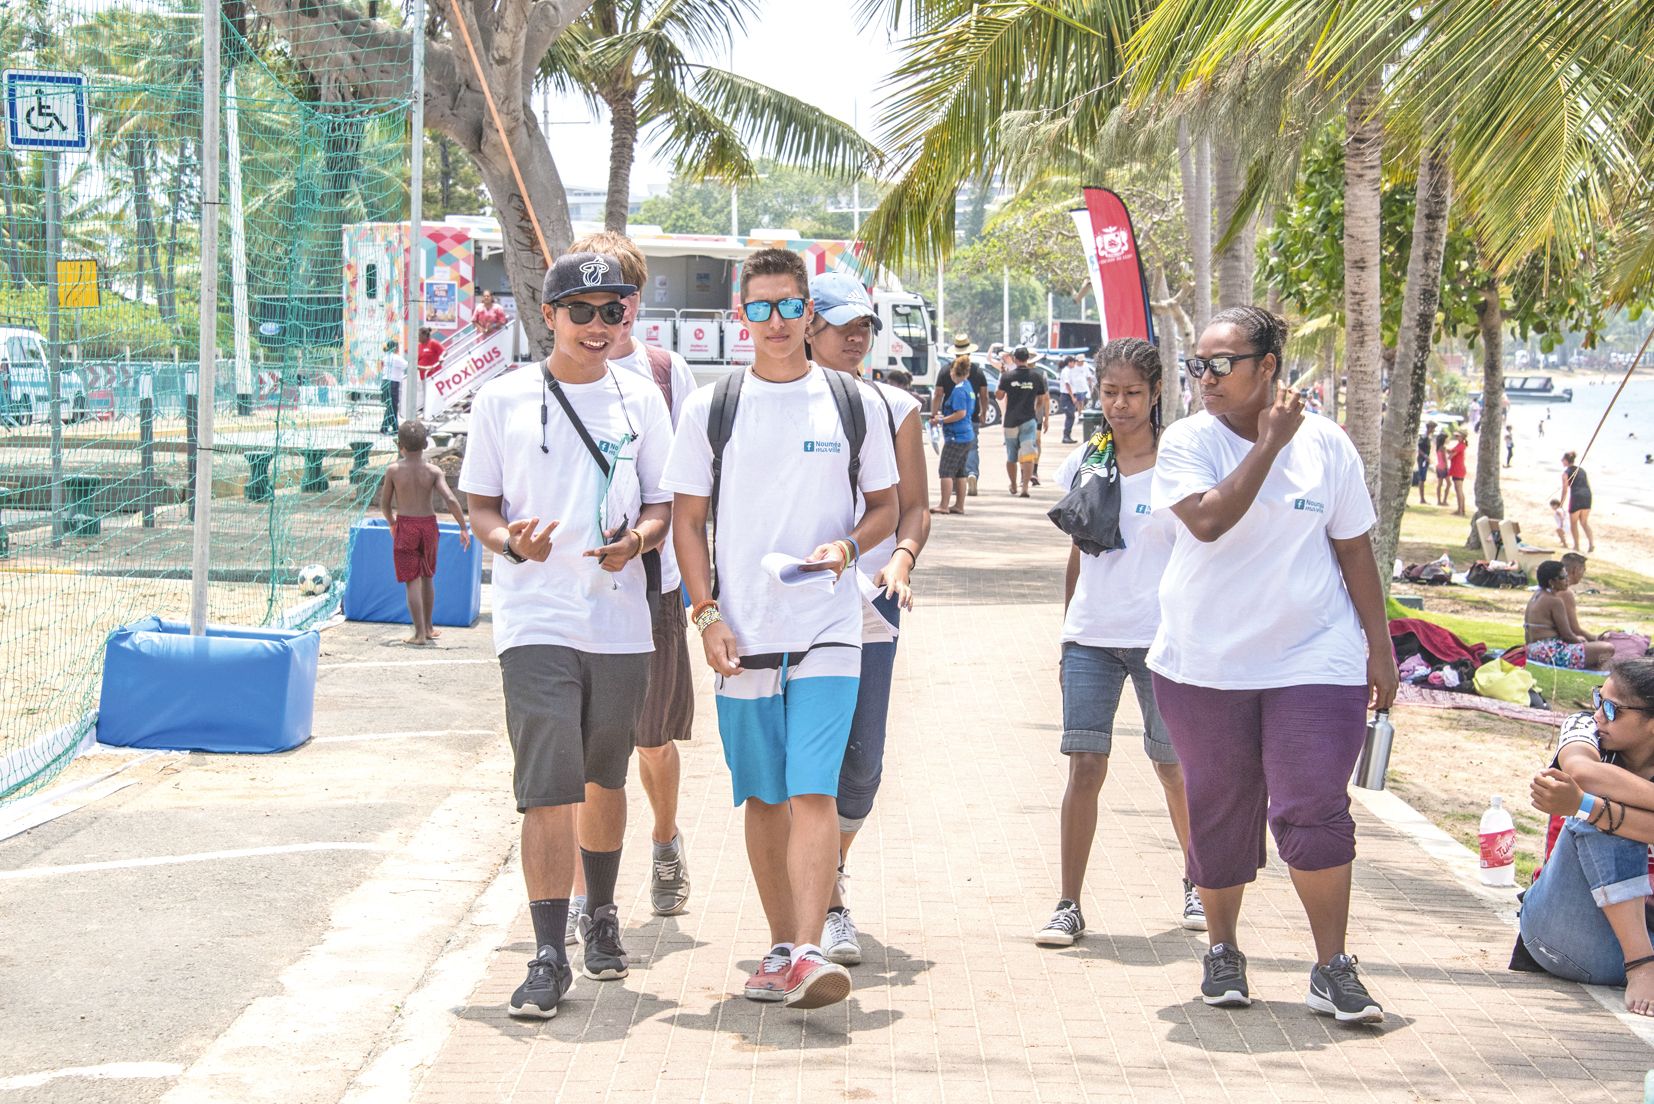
left=1594, top=687, right=1653, bottom=722
left=742, top=296, right=806, bottom=323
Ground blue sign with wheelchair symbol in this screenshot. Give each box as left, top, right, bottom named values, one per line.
left=5, top=70, right=90, bottom=152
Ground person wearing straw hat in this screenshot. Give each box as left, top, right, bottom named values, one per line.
left=933, top=335, right=989, bottom=496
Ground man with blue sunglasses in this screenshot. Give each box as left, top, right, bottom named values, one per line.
left=664, top=248, right=899, bottom=1010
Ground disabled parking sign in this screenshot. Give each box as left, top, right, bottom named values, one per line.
left=5, top=70, right=90, bottom=152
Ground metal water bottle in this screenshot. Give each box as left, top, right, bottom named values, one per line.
left=1354, top=709, right=1394, bottom=790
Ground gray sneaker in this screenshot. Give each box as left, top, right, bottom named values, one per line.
left=1201, top=943, right=1251, bottom=1007
left=1308, top=953, right=1384, bottom=1023
left=508, top=946, right=573, bottom=1019
left=581, top=903, right=629, bottom=981
left=824, top=907, right=862, bottom=966
left=650, top=835, right=691, bottom=916
left=1181, top=879, right=1208, bottom=931
left=565, top=895, right=586, bottom=948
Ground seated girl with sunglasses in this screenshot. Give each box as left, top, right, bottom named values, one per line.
left=1524, top=659, right=1654, bottom=1015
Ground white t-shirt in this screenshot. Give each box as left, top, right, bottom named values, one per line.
left=384, top=353, right=408, bottom=384
left=458, top=362, right=673, bottom=656
left=856, top=379, right=923, bottom=581
left=1055, top=450, right=1173, bottom=648
left=661, top=364, right=899, bottom=655
left=1061, top=362, right=1092, bottom=397
left=609, top=341, right=699, bottom=593
left=1147, top=410, right=1376, bottom=689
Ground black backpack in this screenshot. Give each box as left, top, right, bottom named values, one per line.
left=706, top=367, right=867, bottom=595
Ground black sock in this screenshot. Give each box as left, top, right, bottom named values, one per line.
left=581, top=847, right=622, bottom=912
left=528, top=899, right=568, bottom=963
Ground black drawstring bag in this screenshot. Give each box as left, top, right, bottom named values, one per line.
left=1048, top=428, right=1125, bottom=555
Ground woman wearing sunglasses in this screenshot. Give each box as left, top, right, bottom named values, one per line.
left=1147, top=306, right=1397, bottom=1023
left=1525, top=659, right=1654, bottom=1015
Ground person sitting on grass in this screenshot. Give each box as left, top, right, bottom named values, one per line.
left=1524, top=658, right=1654, bottom=1016
left=381, top=419, right=469, bottom=645
left=1524, top=560, right=1615, bottom=670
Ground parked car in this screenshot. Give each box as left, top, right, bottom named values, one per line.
left=0, top=326, right=88, bottom=425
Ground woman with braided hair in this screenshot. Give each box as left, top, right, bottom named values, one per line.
left=1035, top=338, right=1202, bottom=948
left=1148, top=306, right=1398, bottom=1023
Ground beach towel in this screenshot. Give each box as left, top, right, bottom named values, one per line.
left=1605, top=631, right=1651, bottom=661
left=1394, top=682, right=1561, bottom=726
left=1388, top=617, right=1487, bottom=668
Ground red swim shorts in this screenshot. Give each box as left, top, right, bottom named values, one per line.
left=393, top=515, right=440, bottom=582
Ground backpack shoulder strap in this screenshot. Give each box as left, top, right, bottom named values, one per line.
left=642, top=344, right=675, bottom=409
left=705, top=369, right=744, bottom=598
left=822, top=368, right=866, bottom=507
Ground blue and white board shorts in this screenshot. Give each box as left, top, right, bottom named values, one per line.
left=714, top=643, right=861, bottom=805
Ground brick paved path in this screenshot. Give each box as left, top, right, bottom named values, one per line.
left=407, top=446, right=1653, bottom=1103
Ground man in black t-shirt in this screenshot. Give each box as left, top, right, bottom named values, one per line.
left=934, top=336, right=991, bottom=494
left=994, top=347, right=1049, bottom=497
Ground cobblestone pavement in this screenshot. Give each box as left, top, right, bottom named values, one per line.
left=407, top=448, right=1654, bottom=1104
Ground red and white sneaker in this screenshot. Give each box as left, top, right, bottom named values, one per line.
left=783, top=952, right=851, bottom=1009
left=742, top=949, right=791, bottom=1002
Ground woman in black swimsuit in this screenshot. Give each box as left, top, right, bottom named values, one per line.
left=1562, top=450, right=1595, bottom=553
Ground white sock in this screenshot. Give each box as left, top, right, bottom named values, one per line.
left=791, top=942, right=823, bottom=964
left=769, top=942, right=794, bottom=958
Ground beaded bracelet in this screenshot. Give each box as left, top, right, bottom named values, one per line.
left=693, top=606, right=724, bottom=633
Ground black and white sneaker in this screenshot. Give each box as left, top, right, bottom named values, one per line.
left=565, top=895, right=586, bottom=947
left=1201, top=943, right=1251, bottom=1007
left=1308, top=953, right=1384, bottom=1023
left=1181, top=879, right=1208, bottom=931
left=581, top=903, right=629, bottom=981
left=1034, top=900, right=1086, bottom=947
left=508, top=946, right=573, bottom=1019
left=650, top=836, right=691, bottom=916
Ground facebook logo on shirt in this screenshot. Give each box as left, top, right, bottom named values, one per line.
left=1293, top=498, right=1325, bottom=513
left=803, top=440, right=842, bottom=454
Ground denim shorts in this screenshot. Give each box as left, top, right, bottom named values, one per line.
left=1059, top=643, right=1176, bottom=763
left=1004, top=419, right=1040, bottom=463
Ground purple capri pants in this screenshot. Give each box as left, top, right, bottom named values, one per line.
left=1151, top=676, right=1368, bottom=889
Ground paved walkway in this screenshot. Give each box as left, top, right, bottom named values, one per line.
left=405, top=444, right=1653, bottom=1103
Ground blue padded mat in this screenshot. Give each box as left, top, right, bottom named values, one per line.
left=342, top=517, right=482, bottom=627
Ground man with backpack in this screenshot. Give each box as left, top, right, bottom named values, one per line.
left=663, top=248, right=898, bottom=1011
left=565, top=231, right=701, bottom=929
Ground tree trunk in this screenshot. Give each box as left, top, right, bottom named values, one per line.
left=1343, top=86, right=1385, bottom=501
left=0, top=151, right=25, bottom=287
left=438, top=134, right=454, bottom=219
left=1323, top=331, right=1338, bottom=422
left=1373, top=146, right=1452, bottom=590
left=1177, top=121, right=1212, bottom=335
left=1471, top=271, right=1506, bottom=537
left=160, top=141, right=188, bottom=323
left=249, top=0, right=592, bottom=354
left=127, top=137, right=159, bottom=304
left=1152, top=266, right=1191, bottom=425
left=1212, top=142, right=1252, bottom=309
left=602, top=88, right=638, bottom=232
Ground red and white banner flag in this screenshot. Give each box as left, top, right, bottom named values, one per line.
left=422, top=327, right=514, bottom=419
left=1072, top=187, right=1155, bottom=345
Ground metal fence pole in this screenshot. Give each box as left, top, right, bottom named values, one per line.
left=189, top=3, right=222, bottom=636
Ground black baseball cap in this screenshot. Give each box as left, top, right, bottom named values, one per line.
left=542, top=251, right=637, bottom=303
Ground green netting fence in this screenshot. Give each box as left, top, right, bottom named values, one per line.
left=1, top=0, right=416, bottom=801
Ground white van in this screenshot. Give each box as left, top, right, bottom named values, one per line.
left=0, top=326, right=88, bottom=425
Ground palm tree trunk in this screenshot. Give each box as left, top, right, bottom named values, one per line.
left=602, top=89, right=638, bottom=232
left=127, top=136, right=161, bottom=304
left=1178, top=121, right=1212, bottom=335
left=1212, top=142, right=1252, bottom=308
left=1343, top=85, right=1385, bottom=501
left=161, top=141, right=190, bottom=323
left=0, top=151, right=24, bottom=287
left=1373, top=147, right=1453, bottom=588
left=1324, top=331, right=1338, bottom=422
left=1471, top=271, right=1506, bottom=538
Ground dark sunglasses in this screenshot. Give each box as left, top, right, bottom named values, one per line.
left=1182, top=352, right=1268, bottom=379
left=552, top=300, right=627, bottom=325
left=742, top=297, right=806, bottom=323
left=1593, top=687, right=1653, bottom=722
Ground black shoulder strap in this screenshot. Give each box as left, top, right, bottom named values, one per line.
left=705, top=369, right=745, bottom=599
left=547, top=375, right=609, bottom=477
left=823, top=367, right=866, bottom=508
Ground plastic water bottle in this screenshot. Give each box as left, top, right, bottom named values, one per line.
left=1479, top=796, right=1517, bottom=886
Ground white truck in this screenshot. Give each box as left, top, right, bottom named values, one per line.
left=0, top=323, right=89, bottom=425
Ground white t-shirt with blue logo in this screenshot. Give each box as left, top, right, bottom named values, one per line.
left=1148, top=409, right=1376, bottom=689
left=661, top=364, right=898, bottom=655
left=1055, top=452, right=1173, bottom=648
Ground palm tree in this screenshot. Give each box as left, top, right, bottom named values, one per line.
left=539, top=0, right=876, bottom=233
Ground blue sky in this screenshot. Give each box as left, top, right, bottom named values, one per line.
left=541, top=0, right=905, bottom=196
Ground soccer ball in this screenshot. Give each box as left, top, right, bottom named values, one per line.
left=297, top=563, right=333, bottom=596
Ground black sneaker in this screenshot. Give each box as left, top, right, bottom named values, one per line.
left=1308, top=953, right=1384, bottom=1023
left=581, top=903, right=629, bottom=981
left=508, top=946, right=573, bottom=1019
left=1201, top=943, right=1251, bottom=1007
left=1034, top=900, right=1085, bottom=947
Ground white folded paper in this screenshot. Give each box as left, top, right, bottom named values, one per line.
left=761, top=551, right=839, bottom=589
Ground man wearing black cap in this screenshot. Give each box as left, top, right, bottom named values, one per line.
left=458, top=251, right=675, bottom=1020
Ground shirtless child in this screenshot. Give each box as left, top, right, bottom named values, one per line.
left=382, top=420, right=470, bottom=645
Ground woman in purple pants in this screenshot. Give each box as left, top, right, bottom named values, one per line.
left=1149, top=307, right=1398, bottom=1024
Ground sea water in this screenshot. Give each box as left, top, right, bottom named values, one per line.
left=1504, top=377, right=1654, bottom=514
